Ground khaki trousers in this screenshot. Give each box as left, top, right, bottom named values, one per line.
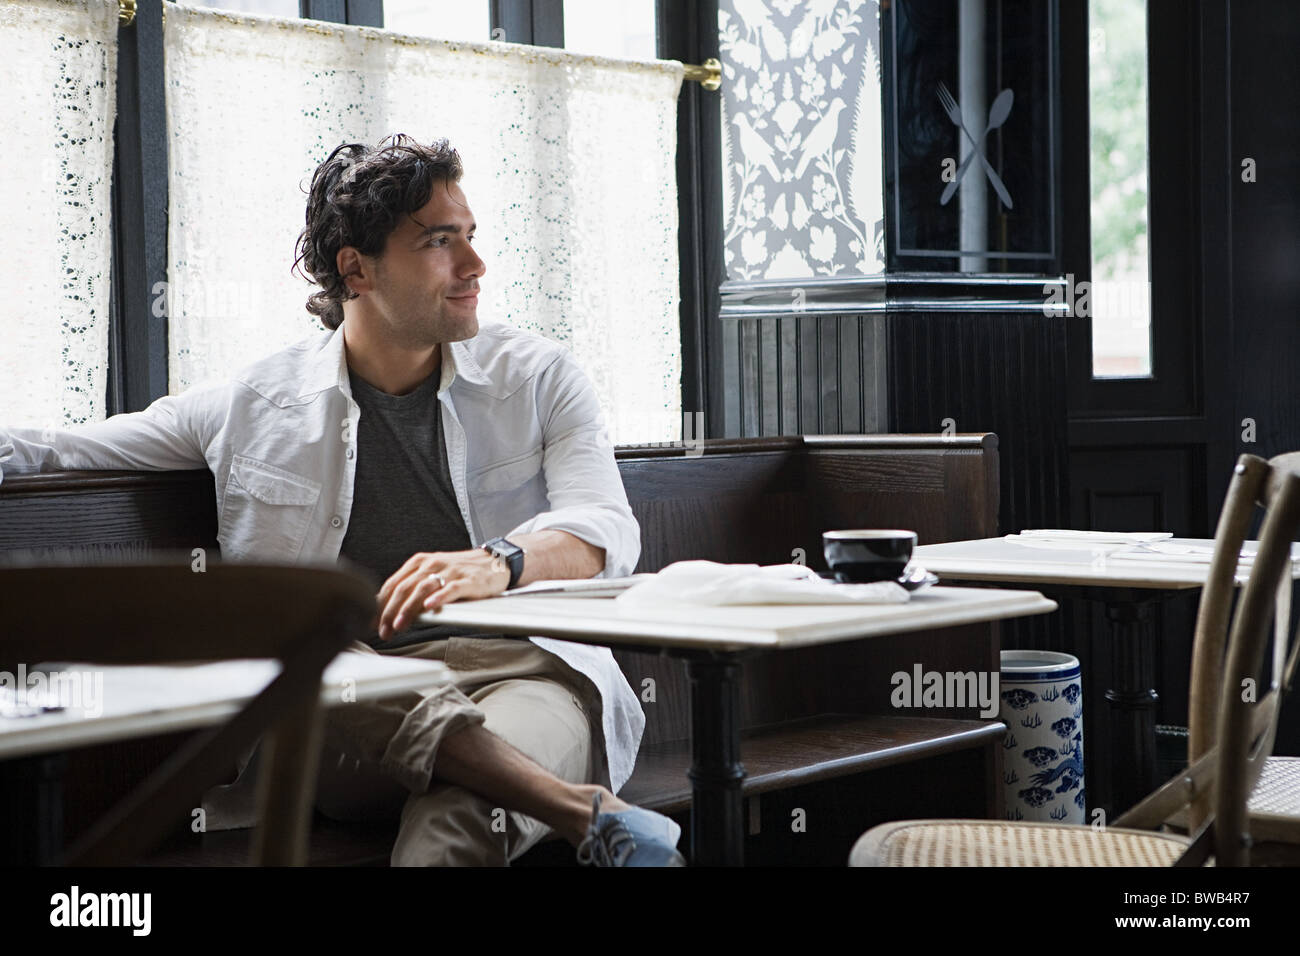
left=315, top=635, right=601, bottom=866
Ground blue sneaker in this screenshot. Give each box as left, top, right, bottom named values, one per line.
left=575, top=791, right=687, bottom=866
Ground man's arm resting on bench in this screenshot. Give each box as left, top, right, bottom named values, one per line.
left=0, top=380, right=228, bottom=482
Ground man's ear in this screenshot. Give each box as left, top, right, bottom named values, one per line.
left=336, top=246, right=372, bottom=295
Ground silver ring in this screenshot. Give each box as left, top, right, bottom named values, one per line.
left=430, top=573, right=446, bottom=590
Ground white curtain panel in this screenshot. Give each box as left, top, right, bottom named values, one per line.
left=0, top=0, right=118, bottom=426
left=163, top=4, right=684, bottom=445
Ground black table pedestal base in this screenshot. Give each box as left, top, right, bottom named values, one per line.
left=684, top=653, right=746, bottom=867
left=1098, top=592, right=1162, bottom=819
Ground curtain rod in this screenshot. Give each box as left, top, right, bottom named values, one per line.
left=115, top=1, right=720, bottom=91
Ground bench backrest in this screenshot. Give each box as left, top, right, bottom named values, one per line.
left=614, top=435, right=999, bottom=743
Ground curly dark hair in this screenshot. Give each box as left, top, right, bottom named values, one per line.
left=293, top=134, right=464, bottom=330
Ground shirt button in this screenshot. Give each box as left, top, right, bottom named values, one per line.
left=330, top=515, right=343, bottom=528
left=346, top=448, right=354, bottom=460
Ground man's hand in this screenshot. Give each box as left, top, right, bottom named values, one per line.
left=374, top=548, right=511, bottom=640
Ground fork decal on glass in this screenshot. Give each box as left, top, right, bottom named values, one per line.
left=935, top=81, right=1015, bottom=209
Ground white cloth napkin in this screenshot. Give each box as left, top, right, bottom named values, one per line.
left=614, top=560, right=911, bottom=607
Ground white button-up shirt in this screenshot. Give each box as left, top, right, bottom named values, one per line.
left=0, top=322, right=646, bottom=792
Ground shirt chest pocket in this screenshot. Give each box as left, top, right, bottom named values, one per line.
left=219, top=455, right=322, bottom=561
left=471, top=446, right=545, bottom=495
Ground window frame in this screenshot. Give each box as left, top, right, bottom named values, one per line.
left=1063, top=0, right=1200, bottom=419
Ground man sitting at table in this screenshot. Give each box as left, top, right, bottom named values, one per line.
left=0, top=134, right=683, bottom=867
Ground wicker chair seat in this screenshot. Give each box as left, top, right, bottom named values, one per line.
left=1250, top=757, right=1300, bottom=815
left=850, top=820, right=1191, bottom=867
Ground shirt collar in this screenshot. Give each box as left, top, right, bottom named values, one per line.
left=299, top=323, right=492, bottom=399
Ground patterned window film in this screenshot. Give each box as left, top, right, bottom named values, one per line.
left=719, top=0, right=885, bottom=281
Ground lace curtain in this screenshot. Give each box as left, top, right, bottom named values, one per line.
left=163, top=4, right=684, bottom=444
left=0, top=0, right=118, bottom=426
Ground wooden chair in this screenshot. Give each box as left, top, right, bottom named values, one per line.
left=0, top=557, right=375, bottom=865
left=1191, top=453, right=1300, bottom=859
left=849, top=452, right=1300, bottom=866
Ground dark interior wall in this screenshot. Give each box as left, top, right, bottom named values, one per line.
left=1227, top=3, right=1300, bottom=466
left=1218, top=0, right=1300, bottom=756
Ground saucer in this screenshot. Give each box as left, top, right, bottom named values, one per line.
left=817, top=565, right=939, bottom=591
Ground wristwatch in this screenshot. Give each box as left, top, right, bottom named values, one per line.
left=481, top=536, right=527, bottom=589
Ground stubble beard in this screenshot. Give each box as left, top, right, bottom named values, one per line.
left=389, top=299, right=477, bottom=351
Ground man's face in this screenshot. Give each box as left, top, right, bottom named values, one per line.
left=361, top=178, right=485, bottom=349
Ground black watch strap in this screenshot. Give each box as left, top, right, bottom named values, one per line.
left=481, top=536, right=526, bottom=589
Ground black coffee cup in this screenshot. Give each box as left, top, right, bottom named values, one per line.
left=823, top=530, right=917, bottom=583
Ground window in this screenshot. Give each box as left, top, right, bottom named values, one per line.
left=383, top=0, right=491, bottom=42
left=34, top=0, right=679, bottom=434
left=192, top=0, right=298, bottom=14
left=563, top=0, right=656, bottom=59
left=1087, top=0, right=1152, bottom=378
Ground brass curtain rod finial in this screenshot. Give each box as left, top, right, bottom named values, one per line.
left=119, top=0, right=136, bottom=26
left=683, top=57, right=721, bottom=92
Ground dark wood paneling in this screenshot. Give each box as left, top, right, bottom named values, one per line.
left=739, top=320, right=760, bottom=436
left=733, top=312, right=888, bottom=438
left=839, top=317, right=861, bottom=434
left=888, top=312, right=1068, bottom=537
left=778, top=315, right=799, bottom=433
left=759, top=318, right=780, bottom=436
left=1229, top=8, right=1300, bottom=461
left=0, top=470, right=218, bottom=557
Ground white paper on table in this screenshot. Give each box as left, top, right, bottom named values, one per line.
left=1016, top=529, right=1175, bottom=541
left=14, top=655, right=449, bottom=721
left=1007, top=530, right=1175, bottom=549
left=1107, top=546, right=1254, bottom=565
left=501, top=574, right=657, bottom=597
left=615, top=560, right=910, bottom=606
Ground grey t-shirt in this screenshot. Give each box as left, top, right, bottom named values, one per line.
left=339, top=365, right=501, bottom=648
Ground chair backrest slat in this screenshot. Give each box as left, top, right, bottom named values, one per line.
left=1188, top=455, right=1269, bottom=764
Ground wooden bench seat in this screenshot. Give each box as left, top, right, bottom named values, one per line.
left=0, top=433, right=1007, bottom=865
left=619, top=714, right=1006, bottom=813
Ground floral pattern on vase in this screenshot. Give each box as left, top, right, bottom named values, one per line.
left=719, top=0, right=886, bottom=281
left=999, top=650, right=1086, bottom=824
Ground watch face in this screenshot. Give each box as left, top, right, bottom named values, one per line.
left=485, top=539, right=523, bottom=586
left=492, top=539, right=522, bottom=560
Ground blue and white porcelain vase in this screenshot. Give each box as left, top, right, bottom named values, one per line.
left=999, top=650, right=1085, bottom=823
